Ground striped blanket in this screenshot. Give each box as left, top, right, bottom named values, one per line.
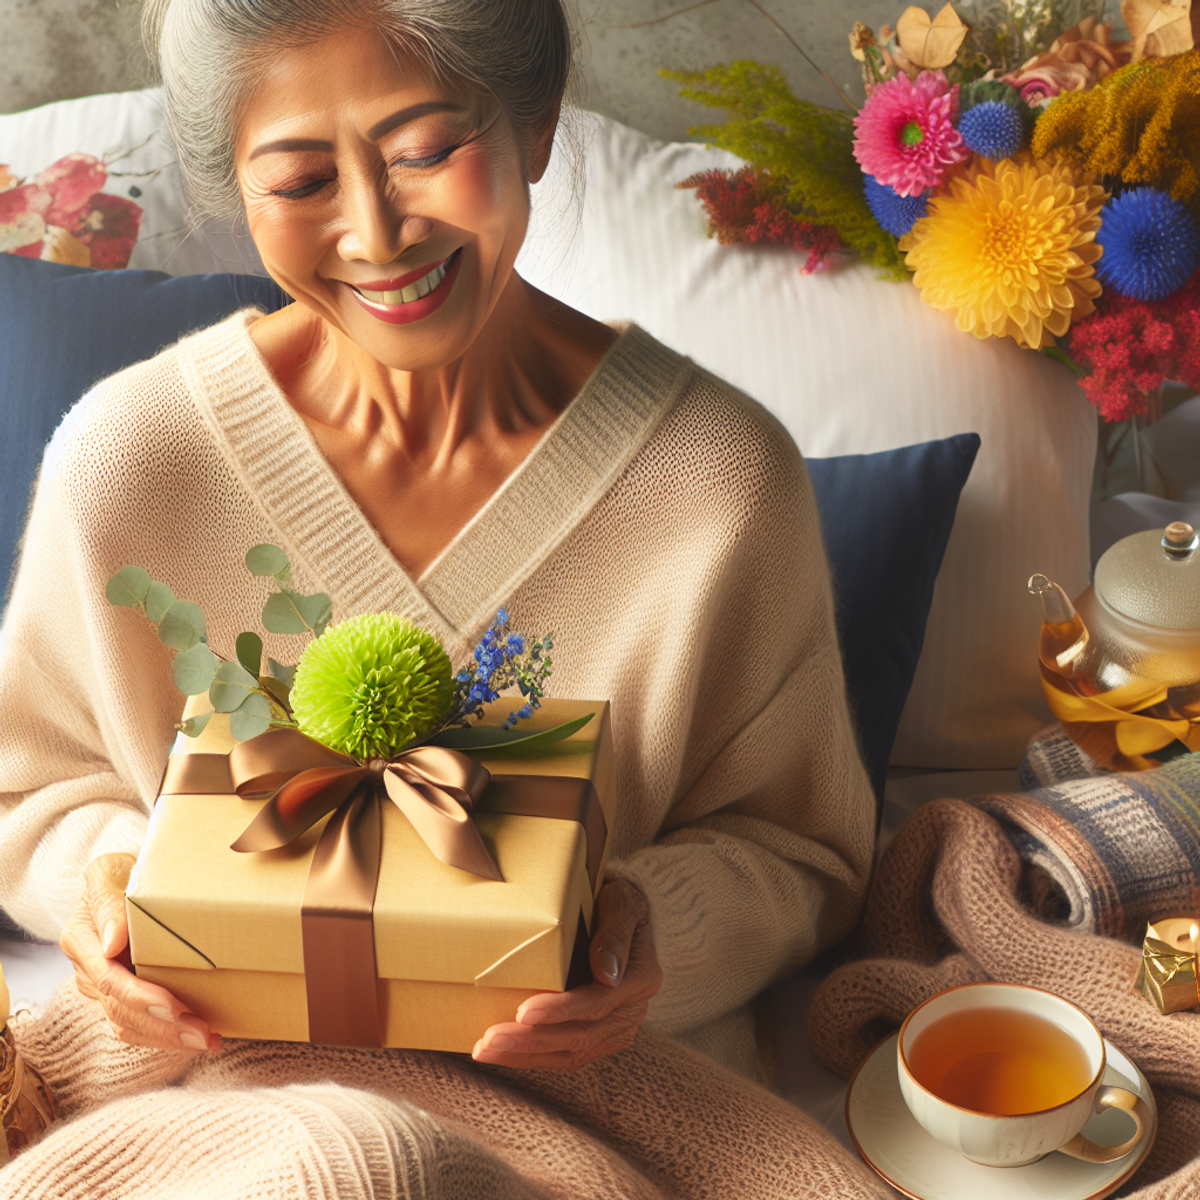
left=970, top=726, right=1200, bottom=940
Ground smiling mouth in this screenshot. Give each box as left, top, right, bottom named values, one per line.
left=351, top=248, right=463, bottom=308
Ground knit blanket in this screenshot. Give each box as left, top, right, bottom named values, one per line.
left=976, top=730, right=1200, bottom=939
left=808, top=797, right=1200, bottom=1197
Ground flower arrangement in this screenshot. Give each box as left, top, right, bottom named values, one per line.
left=668, top=0, right=1200, bottom=422
left=107, top=545, right=558, bottom=756
left=0, top=153, right=142, bottom=270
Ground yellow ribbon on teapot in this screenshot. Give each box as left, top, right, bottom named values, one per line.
left=1040, top=665, right=1200, bottom=771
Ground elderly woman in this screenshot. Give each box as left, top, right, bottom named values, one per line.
left=0, top=1, right=879, bottom=1196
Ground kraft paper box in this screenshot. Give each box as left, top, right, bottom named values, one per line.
left=126, top=697, right=614, bottom=1052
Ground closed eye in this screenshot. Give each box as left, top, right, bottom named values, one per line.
left=391, top=144, right=457, bottom=170
left=269, top=179, right=332, bottom=199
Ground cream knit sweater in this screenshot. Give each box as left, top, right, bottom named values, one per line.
left=0, top=313, right=874, bottom=1067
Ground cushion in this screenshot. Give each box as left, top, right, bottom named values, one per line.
left=808, top=434, right=980, bottom=800
left=0, top=255, right=287, bottom=599
left=4, top=94, right=1095, bottom=768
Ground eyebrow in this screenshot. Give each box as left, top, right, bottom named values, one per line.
left=249, top=101, right=465, bottom=160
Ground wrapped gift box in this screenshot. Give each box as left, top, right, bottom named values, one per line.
left=126, top=697, right=613, bottom=1052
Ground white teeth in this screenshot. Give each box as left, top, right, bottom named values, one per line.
left=356, top=258, right=449, bottom=306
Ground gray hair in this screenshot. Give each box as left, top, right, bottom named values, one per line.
left=142, top=0, right=576, bottom=223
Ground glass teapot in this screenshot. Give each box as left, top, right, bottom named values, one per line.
left=1029, top=522, right=1200, bottom=764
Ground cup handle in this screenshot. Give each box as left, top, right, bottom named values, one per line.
left=1058, top=1086, right=1151, bottom=1164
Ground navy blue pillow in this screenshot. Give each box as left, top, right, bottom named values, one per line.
left=0, top=256, right=975, bottom=810
left=807, top=433, right=981, bottom=802
left=0, top=255, right=289, bottom=600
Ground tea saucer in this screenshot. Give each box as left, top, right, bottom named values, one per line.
left=846, top=1034, right=1157, bottom=1200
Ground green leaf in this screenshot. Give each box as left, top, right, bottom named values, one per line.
left=260, top=674, right=292, bottom=710
left=429, top=713, right=593, bottom=754
left=173, top=643, right=219, bottom=696
left=157, top=600, right=207, bottom=651
left=268, top=658, right=296, bottom=688
left=236, top=631, right=263, bottom=677
left=177, top=709, right=214, bottom=738
left=229, top=691, right=272, bottom=741
left=209, top=659, right=261, bottom=713
left=105, top=566, right=151, bottom=609
left=262, top=589, right=332, bottom=636
left=245, top=544, right=290, bottom=579
left=144, top=581, right=176, bottom=625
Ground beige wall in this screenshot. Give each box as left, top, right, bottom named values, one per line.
left=0, top=0, right=885, bottom=135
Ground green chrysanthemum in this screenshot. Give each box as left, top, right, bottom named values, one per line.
left=289, top=613, right=454, bottom=759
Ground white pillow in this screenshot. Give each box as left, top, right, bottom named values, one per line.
left=1, top=95, right=1096, bottom=768
left=0, top=89, right=261, bottom=276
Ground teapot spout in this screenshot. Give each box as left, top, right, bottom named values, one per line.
left=1028, top=574, right=1096, bottom=690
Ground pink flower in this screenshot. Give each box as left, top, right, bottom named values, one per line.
left=853, top=70, right=969, bottom=197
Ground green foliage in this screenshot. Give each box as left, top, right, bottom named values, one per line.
left=105, top=543, right=319, bottom=741
left=229, top=691, right=272, bottom=741
left=173, top=643, right=219, bottom=696
left=959, top=0, right=1106, bottom=78
left=664, top=61, right=906, bottom=278
left=236, top=632, right=263, bottom=677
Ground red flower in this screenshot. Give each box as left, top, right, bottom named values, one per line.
left=679, top=167, right=844, bottom=274
left=1068, top=269, right=1200, bottom=421
left=36, top=153, right=108, bottom=229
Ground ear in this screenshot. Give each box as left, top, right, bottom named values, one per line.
left=526, top=102, right=563, bottom=185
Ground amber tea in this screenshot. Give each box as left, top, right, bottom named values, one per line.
left=906, top=1006, right=1095, bottom=1115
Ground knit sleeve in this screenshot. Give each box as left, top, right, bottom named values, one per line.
left=603, top=386, right=877, bottom=1035
left=0, top=392, right=172, bottom=941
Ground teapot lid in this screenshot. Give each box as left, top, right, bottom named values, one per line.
left=1094, top=523, right=1200, bottom=630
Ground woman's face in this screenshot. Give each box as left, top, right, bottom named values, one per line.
left=234, top=25, right=539, bottom=371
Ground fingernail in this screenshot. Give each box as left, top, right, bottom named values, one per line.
left=102, top=921, right=117, bottom=955
left=519, top=1007, right=549, bottom=1025
left=602, top=950, right=620, bottom=984
left=178, top=1030, right=207, bottom=1051
left=147, top=1005, right=174, bottom=1023
left=485, top=1033, right=518, bottom=1052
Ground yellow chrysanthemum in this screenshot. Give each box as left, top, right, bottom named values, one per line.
left=898, top=154, right=1107, bottom=349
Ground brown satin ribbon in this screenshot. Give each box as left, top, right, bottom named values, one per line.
left=160, top=729, right=606, bottom=1047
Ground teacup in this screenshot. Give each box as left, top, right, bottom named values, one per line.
left=896, top=982, right=1150, bottom=1168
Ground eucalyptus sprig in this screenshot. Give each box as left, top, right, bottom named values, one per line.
left=106, top=544, right=330, bottom=741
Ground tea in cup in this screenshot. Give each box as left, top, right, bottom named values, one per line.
left=897, top=983, right=1150, bottom=1168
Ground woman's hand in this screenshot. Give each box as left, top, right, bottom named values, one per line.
left=59, top=853, right=220, bottom=1054
left=472, top=878, right=662, bottom=1071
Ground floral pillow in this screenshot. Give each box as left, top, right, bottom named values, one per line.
left=0, top=153, right=142, bottom=270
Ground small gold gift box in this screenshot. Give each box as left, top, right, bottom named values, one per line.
left=1135, top=917, right=1200, bottom=1014
left=127, top=697, right=614, bottom=1052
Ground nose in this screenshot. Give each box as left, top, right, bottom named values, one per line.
left=337, top=173, right=433, bottom=264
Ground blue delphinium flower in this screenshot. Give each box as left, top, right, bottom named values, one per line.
left=863, top=174, right=929, bottom=237
left=958, top=101, right=1024, bottom=160
left=1096, top=187, right=1200, bottom=302
left=447, top=610, right=555, bottom=730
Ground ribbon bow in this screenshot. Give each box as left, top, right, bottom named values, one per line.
left=226, top=727, right=502, bottom=881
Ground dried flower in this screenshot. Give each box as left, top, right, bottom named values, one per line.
left=290, top=613, right=454, bottom=759
left=895, top=3, right=970, bottom=70
left=899, top=152, right=1107, bottom=348
left=849, top=20, right=877, bottom=61
left=1069, top=268, right=1200, bottom=420
left=1096, top=187, right=1200, bottom=301
left=1123, top=0, right=1196, bottom=59
left=853, top=71, right=968, bottom=197
left=680, top=167, right=844, bottom=272
left=1032, top=52, right=1200, bottom=210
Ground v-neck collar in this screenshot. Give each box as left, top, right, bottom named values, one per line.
left=178, top=312, right=691, bottom=653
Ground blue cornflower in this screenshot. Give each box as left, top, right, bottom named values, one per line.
left=863, top=174, right=929, bottom=237
left=958, top=101, right=1024, bottom=160
left=1096, top=188, right=1200, bottom=302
